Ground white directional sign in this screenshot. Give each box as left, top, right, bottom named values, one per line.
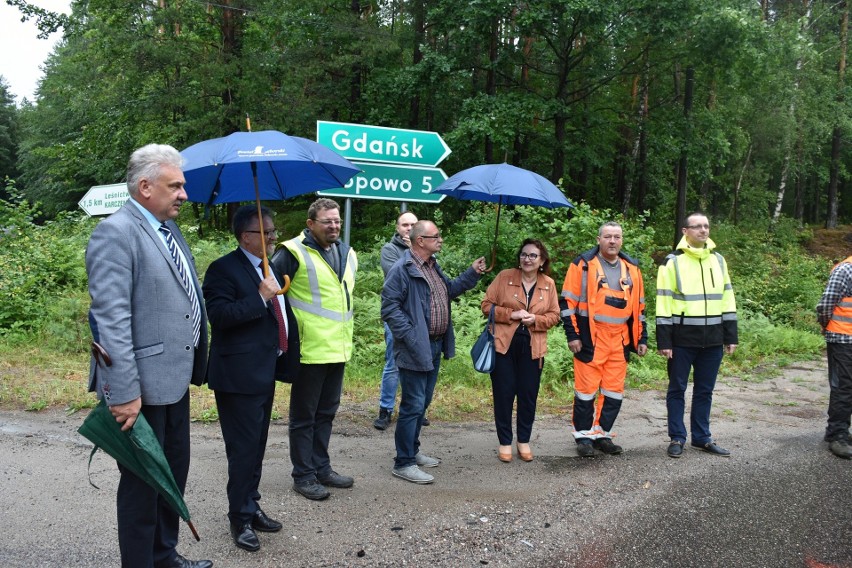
left=78, top=183, right=129, bottom=216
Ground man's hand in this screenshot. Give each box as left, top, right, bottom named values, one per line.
left=471, top=257, right=487, bottom=274
left=724, top=344, right=737, bottom=355
left=568, top=339, right=583, bottom=354
left=658, top=348, right=673, bottom=359
left=258, top=274, right=281, bottom=301
left=110, top=397, right=142, bottom=432
left=637, top=344, right=648, bottom=357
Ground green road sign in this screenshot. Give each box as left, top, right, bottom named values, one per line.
left=317, top=162, right=447, bottom=203
left=317, top=121, right=451, bottom=167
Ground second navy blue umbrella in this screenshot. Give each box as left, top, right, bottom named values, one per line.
left=432, top=163, right=574, bottom=270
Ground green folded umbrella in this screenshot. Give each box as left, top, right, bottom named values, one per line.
left=78, top=398, right=201, bottom=541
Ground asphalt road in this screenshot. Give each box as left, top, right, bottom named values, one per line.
left=0, top=359, right=849, bottom=567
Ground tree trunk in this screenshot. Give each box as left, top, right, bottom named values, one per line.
left=826, top=1, right=848, bottom=228
left=673, top=66, right=694, bottom=250
left=408, top=0, right=425, bottom=128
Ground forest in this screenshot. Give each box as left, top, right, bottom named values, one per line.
left=0, top=1, right=848, bottom=416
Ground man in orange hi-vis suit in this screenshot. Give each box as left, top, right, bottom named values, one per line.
left=559, top=222, right=648, bottom=457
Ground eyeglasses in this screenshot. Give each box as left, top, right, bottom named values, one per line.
left=419, top=234, right=442, bottom=240
left=313, top=219, right=342, bottom=226
left=519, top=253, right=539, bottom=260
left=686, top=224, right=710, bottom=230
left=245, top=229, right=278, bottom=238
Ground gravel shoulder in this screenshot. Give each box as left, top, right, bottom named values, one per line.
left=1, top=358, right=850, bottom=568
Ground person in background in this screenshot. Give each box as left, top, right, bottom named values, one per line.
left=560, top=222, right=647, bottom=457
left=381, top=220, right=486, bottom=484
left=271, top=198, right=357, bottom=501
left=203, top=205, right=300, bottom=552
left=373, top=210, right=418, bottom=431
left=656, top=212, right=737, bottom=458
left=816, top=255, right=852, bottom=459
left=85, top=144, right=212, bottom=568
left=481, top=239, right=561, bottom=463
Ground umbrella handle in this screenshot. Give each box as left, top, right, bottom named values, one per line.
left=275, top=275, right=291, bottom=295
left=187, top=520, right=200, bottom=542
left=484, top=246, right=496, bottom=273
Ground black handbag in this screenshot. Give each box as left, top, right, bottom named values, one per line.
left=471, top=305, right=496, bottom=373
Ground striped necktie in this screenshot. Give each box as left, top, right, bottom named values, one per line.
left=159, top=223, right=201, bottom=347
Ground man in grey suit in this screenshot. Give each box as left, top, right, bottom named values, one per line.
left=86, top=144, right=212, bottom=568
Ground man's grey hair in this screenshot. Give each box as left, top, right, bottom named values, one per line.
left=410, top=220, right=435, bottom=240
left=598, top=221, right=622, bottom=236
left=126, top=144, right=183, bottom=197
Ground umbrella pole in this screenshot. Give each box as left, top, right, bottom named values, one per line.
left=485, top=198, right=502, bottom=272
left=187, top=520, right=201, bottom=542
left=251, top=162, right=269, bottom=278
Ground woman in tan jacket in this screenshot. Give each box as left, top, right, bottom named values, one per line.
left=481, top=239, right=561, bottom=462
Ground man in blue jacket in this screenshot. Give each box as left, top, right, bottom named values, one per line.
left=381, top=220, right=486, bottom=484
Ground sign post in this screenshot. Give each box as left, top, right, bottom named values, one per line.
left=78, top=183, right=129, bottom=216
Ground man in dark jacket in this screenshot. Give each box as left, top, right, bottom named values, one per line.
left=373, top=210, right=418, bottom=430
left=381, top=220, right=486, bottom=484
left=203, top=205, right=300, bottom=552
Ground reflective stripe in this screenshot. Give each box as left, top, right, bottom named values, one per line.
left=561, top=308, right=575, bottom=317
left=288, top=297, right=354, bottom=322
left=672, top=316, right=723, bottom=326
left=837, top=300, right=852, bottom=308
left=594, top=314, right=630, bottom=324
left=574, top=390, right=596, bottom=401
left=658, top=289, right=674, bottom=298
left=674, top=292, right=724, bottom=301
left=576, top=308, right=589, bottom=317
left=656, top=317, right=673, bottom=325
left=831, top=314, right=852, bottom=323
left=722, top=312, right=738, bottom=321
left=562, top=290, right=580, bottom=301
left=600, top=388, right=623, bottom=400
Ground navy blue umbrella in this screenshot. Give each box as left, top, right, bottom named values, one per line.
left=181, top=129, right=360, bottom=281
left=432, top=163, right=574, bottom=270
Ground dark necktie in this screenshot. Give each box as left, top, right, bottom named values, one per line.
left=261, top=263, right=288, bottom=353
left=159, top=223, right=201, bottom=347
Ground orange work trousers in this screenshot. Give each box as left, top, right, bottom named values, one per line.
left=572, top=322, right=626, bottom=439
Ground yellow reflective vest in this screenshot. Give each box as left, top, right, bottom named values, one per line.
left=283, top=235, right=357, bottom=364
left=655, top=236, right=737, bottom=349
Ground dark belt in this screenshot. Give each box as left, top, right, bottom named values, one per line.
left=429, top=334, right=444, bottom=342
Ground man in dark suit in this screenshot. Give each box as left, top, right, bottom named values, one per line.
left=203, top=205, right=300, bottom=552
left=86, top=144, right=212, bottom=568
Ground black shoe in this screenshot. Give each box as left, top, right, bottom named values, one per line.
left=593, top=438, right=623, bottom=455
left=576, top=439, right=595, bottom=457
left=318, top=470, right=354, bottom=488
left=373, top=408, right=392, bottom=430
left=691, top=441, right=730, bottom=456
left=155, top=554, right=214, bottom=568
left=422, top=416, right=431, bottom=426
left=829, top=438, right=852, bottom=458
left=667, top=440, right=684, bottom=458
left=252, top=508, right=282, bottom=532
left=230, top=522, right=260, bottom=552
left=293, top=480, right=330, bottom=500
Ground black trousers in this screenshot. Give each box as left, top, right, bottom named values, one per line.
left=215, top=387, right=275, bottom=524
left=490, top=331, right=542, bottom=446
left=117, top=391, right=190, bottom=568
left=288, top=362, right=344, bottom=483
left=826, top=342, right=852, bottom=441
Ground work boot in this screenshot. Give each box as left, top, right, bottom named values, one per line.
left=576, top=439, right=595, bottom=457
left=593, top=437, right=623, bottom=455
left=829, top=438, right=852, bottom=459
left=373, top=408, right=392, bottom=431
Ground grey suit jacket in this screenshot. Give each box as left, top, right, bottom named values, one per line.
left=86, top=201, right=209, bottom=406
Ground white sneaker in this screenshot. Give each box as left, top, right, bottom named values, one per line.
left=415, top=453, right=441, bottom=468
left=392, top=464, right=434, bottom=484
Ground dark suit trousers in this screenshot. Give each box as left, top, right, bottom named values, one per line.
left=215, top=387, right=275, bottom=524
left=117, top=391, right=190, bottom=568
left=289, top=362, right=344, bottom=483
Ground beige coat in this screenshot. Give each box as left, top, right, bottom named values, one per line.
left=481, top=268, right=561, bottom=360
